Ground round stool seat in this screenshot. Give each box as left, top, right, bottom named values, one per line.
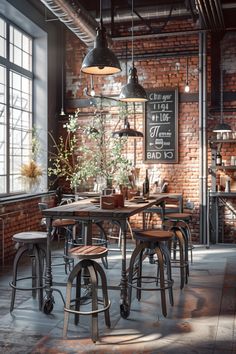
left=164, top=213, right=191, bottom=221
left=12, top=231, right=47, bottom=244
left=134, top=229, right=174, bottom=242
left=52, top=219, right=76, bottom=227
left=69, top=245, right=108, bottom=260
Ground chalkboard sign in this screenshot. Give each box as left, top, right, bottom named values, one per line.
left=144, top=88, right=178, bottom=163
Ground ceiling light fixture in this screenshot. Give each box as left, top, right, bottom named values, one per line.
left=213, top=64, right=231, bottom=133
left=119, top=0, right=148, bottom=102
left=184, top=57, right=190, bottom=93
left=81, top=0, right=121, bottom=75
left=112, top=103, right=143, bottom=138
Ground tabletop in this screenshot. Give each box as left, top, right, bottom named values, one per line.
left=42, top=193, right=182, bottom=220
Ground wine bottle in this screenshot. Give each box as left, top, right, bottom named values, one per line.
left=216, top=151, right=222, bottom=166
left=143, top=169, right=150, bottom=198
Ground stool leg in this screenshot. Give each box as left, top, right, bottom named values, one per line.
left=173, top=230, right=186, bottom=289
left=136, top=247, right=144, bottom=301
left=155, top=246, right=167, bottom=317
left=175, top=224, right=190, bottom=279
left=74, top=267, right=82, bottom=325
left=63, top=262, right=83, bottom=338
left=92, top=261, right=111, bottom=328
left=34, top=245, right=44, bottom=311
left=160, top=242, right=174, bottom=306
left=10, top=245, right=28, bottom=312
left=88, top=264, right=99, bottom=343
left=31, top=248, right=37, bottom=299
left=128, top=242, right=147, bottom=307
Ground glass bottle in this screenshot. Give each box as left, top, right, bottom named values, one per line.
left=143, top=169, right=150, bottom=198
left=216, top=151, right=222, bottom=166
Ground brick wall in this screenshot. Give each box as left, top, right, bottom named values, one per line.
left=62, top=23, right=236, bottom=244
left=0, top=194, right=55, bottom=265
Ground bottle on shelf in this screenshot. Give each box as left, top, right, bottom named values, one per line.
left=143, top=169, right=150, bottom=198
left=216, top=151, right=222, bottom=166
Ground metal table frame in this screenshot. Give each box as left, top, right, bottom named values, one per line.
left=42, top=194, right=181, bottom=317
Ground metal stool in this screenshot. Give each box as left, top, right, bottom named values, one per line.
left=163, top=212, right=194, bottom=264
left=9, top=231, right=47, bottom=312
left=165, top=224, right=189, bottom=289
left=63, top=245, right=111, bottom=342
left=39, top=202, right=76, bottom=273
left=128, top=229, right=174, bottom=318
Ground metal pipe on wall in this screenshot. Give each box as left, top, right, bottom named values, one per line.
left=199, top=31, right=208, bottom=244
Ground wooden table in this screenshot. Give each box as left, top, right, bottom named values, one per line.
left=42, top=194, right=180, bottom=317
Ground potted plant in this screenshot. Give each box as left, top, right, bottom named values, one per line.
left=48, top=109, right=81, bottom=191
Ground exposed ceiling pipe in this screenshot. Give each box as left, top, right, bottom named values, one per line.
left=39, top=0, right=97, bottom=46
left=97, top=4, right=190, bottom=24
left=214, top=0, right=225, bottom=29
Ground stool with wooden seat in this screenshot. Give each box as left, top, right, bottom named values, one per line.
left=39, top=202, right=76, bottom=273
left=63, top=245, right=111, bottom=342
left=128, top=229, right=174, bottom=318
left=162, top=211, right=193, bottom=273
left=9, top=231, right=47, bottom=312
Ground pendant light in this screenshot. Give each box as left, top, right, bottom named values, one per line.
left=112, top=102, right=143, bottom=138
left=81, top=0, right=121, bottom=75
left=184, top=57, right=190, bottom=93
left=213, top=64, right=231, bottom=133
left=119, top=0, right=148, bottom=102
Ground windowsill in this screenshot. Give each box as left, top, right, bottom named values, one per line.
left=0, top=190, right=55, bottom=204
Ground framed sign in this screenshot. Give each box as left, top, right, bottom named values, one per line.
left=144, top=88, right=178, bottom=163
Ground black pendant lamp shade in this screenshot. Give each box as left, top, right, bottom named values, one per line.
left=119, top=66, right=148, bottom=102
left=112, top=117, right=143, bottom=138
left=81, top=22, right=121, bottom=75
left=213, top=122, right=232, bottom=133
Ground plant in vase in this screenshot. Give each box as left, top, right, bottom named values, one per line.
left=48, top=109, right=82, bottom=192
left=78, top=98, right=132, bottom=193
left=20, top=127, right=43, bottom=192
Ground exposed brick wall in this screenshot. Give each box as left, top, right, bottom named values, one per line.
left=61, top=22, right=236, bottom=244
left=0, top=195, right=56, bottom=265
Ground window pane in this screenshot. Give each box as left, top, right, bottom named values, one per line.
left=13, top=27, right=22, bottom=48
left=0, top=18, right=6, bottom=38
left=0, top=175, right=6, bottom=193
left=0, top=18, right=6, bottom=58
left=13, top=46, right=22, bottom=67
left=9, top=25, right=32, bottom=72
left=3, top=22, right=34, bottom=195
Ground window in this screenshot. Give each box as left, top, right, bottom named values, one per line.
left=0, top=18, right=34, bottom=195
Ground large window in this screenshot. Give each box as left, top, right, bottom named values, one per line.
left=0, top=18, right=34, bottom=194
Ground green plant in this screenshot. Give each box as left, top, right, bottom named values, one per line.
left=48, top=109, right=81, bottom=189
left=78, top=99, right=132, bottom=188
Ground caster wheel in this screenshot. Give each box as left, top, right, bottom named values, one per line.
left=120, top=304, right=130, bottom=319
left=43, top=299, right=54, bottom=314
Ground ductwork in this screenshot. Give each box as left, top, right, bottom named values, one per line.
left=195, top=0, right=224, bottom=30
left=99, top=4, right=191, bottom=24
left=39, top=0, right=97, bottom=46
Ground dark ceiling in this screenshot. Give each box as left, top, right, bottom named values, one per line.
left=75, top=0, right=236, bottom=35
left=35, top=0, right=236, bottom=48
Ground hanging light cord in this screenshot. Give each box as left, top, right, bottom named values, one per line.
left=100, top=0, right=102, bottom=26
left=131, top=0, right=134, bottom=67
left=186, top=57, right=189, bottom=84
left=220, top=64, right=223, bottom=124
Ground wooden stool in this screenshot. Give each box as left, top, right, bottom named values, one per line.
left=128, top=229, right=174, bottom=318
left=63, top=245, right=111, bottom=342
left=163, top=212, right=194, bottom=264
left=9, top=231, right=47, bottom=312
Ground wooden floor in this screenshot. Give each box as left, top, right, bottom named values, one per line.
left=0, top=241, right=236, bottom=354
